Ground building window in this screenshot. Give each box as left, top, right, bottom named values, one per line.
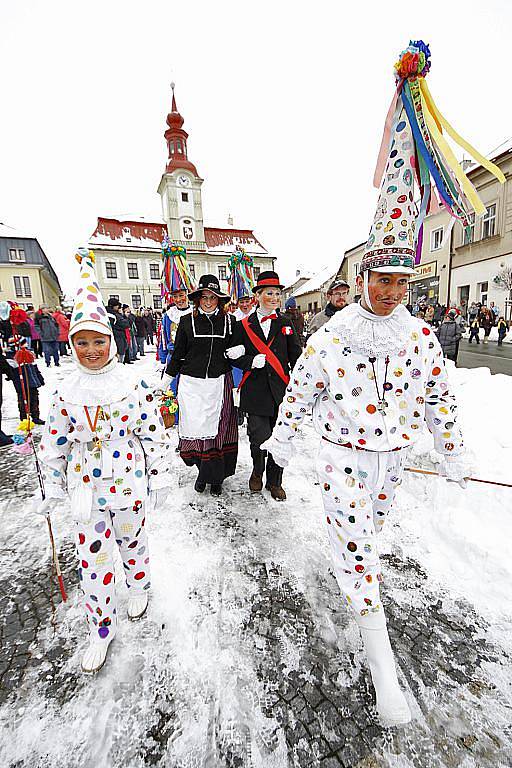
left=153, top=295, right=162, bottom=310
left=9, top=248, right=25, bottom=262
left=189, top=264, right=196, bottom=279
left=131, top=294, right=141, bottom=309
left=127, top=262, right=139, bottom=279
left=482, top=204, right=496, bottom=239
left=463, top=213, right=475, bottom=245
left=150, top=263, right=160, bottom=280
left=253, top=266, right=261, bottom=279
left=109, top=295, right=120, bottom=302
left=105, top=261, right=117, bottom=279
left=218, top=265, right=227, bottom=281
left=181, top=192, right=189, bottom=202
left=430, top=227, right=444, bottom=251
left=177, top=140, right=183, bottom=154
left=13, top=276, right=31, bottom=297
left=169, top=142, right=174, bottom=155
left=354, top=261, right=360, bottom=277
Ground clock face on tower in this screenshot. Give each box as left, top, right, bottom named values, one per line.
left=178, top=175, right=190, bottom=187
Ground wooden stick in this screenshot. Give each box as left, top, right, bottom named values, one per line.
left=404, top=466, right=512, bottom=489
left=46, top=515, right=67, bottom=602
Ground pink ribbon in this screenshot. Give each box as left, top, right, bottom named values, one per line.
left=373, top=82, right=403, bottom=189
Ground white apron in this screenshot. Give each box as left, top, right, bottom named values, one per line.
left=178, top=374, right=225, bottom=440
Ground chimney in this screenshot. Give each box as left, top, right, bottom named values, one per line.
left=227, top=213, right=234, bottom=226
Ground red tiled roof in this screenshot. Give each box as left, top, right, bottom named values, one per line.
left=92, top=218, right=166, bottom=244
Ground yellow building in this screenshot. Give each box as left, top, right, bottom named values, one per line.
left=0, top=224, right=62, bottom=309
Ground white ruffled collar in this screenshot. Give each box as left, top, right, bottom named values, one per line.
left=327, top=302, right=412, bottom=358
left=166, top=305, right=192, bottom=323
left=57, top=359, right=138, bottom=405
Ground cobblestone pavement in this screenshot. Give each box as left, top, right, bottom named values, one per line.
left=1, top=442, right=511, bottom=767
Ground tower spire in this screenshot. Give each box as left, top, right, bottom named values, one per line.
left=164, top=84, right=199, bottom=176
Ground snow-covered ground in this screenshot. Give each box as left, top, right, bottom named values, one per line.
left=0, top=351, right=511, bottom=767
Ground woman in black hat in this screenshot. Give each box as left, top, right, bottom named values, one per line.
left=163, top=275, right=238, bottom=495
left=227, top=271, right=302, bottom=500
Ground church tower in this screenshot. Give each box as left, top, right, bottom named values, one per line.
left=157, top=84, right=207, bottom=250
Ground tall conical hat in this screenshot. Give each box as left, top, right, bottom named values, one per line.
left=362, top=40, right=505, bottom=276
left=70, top=247, right=112, bottom=340
left=161, top=234, right=195, bottom=302
left=227, top=246, right=255, bottom=301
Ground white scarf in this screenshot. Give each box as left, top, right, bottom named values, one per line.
left=58, top=357, right=136, bottom=406
left=327, top=302, right=411, bottom=358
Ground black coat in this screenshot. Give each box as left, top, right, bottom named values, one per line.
left=34, top=313, right=59, bottom=342
left=107, top=309, right=130, bottom=355
left=435, top=320, right=461, bottom=357
left=166, top=310, right=235, bottom=379
left=134, top=315, right=148, bottom=336
left=231, top=311, right=302, bottom=416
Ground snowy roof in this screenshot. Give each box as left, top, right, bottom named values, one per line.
left=88, top=217, right=166, bottom=252
left=204, top=227, right=268, bottom=256
left=0, top=222, right=37, bottom=240
left=292, top=265, right=338, bottom=298
left=464, top=137, right=512, bottom=176
left=88, top=217, right=270, bottom=259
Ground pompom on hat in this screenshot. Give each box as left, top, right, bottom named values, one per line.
left=361, top=40, right=506, bottom=278
left=70, top=247, right=115, bottom=362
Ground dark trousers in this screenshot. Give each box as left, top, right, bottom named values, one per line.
left=32, top=339, right=42, bottom=357
left=247, top=410, right=283, bottom=487
left=42, top=340, right=59, bottom=366
left=469, top=329, right=480, bottom=344
left=18, top=387, right=40, bottom=419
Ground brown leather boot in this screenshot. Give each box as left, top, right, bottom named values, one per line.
left=249, top=472, right=263, bottom=492
left=267, top=484, right=286, bottom=501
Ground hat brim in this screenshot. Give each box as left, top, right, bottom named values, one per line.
left=253, top=283, right=285, bottom=293
left=188, top=288, right=231, bottom=302
left=370, top=266, right=417, bottom=276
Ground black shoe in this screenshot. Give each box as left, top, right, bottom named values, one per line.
left=0, top=433, right=13, bottom=447
left=210, top=483, right=223, bottom=496
left=194, top=478, right=206, bottom=493
left=32, top=418, right=45, bottom=425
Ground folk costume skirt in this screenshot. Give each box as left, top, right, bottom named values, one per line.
left=179, top=372, right=238, bottom=484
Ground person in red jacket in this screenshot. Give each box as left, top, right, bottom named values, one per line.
left=53, top=308, right=70, bottom=356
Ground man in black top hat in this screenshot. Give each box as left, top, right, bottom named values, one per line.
left=228, top=271, right=302, bottom=500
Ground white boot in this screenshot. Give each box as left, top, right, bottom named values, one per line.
left=127, top=593, right=149, bottom=621
left=81, top=638, right=113, bottom=674
left=358, top=613, right=411, bottom=727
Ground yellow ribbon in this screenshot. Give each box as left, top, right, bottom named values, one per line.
left=419, top=78, right=506, bottom=188
left=419, top=87, right=486, bottom=216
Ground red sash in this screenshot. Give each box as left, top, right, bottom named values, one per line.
left=238, top=315, right=290, bottom=390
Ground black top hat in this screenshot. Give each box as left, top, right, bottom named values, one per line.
left=188, top=274, right=230, bottom=302
left=253, top=270, right=284, bottom=292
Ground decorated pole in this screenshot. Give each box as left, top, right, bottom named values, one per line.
left=160, top=234, right=195, bottom=305
left=8, top=326, right=67, bottom=602
left=227, top=246, right=255, bottom=303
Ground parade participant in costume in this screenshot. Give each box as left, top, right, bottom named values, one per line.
left=228, top=271, right=302, bottom=500
left=5, top=337, right=45, bottom=424
left=37, top=248, right=171, bottom=674
left=157, top=237, right=194, bottom=386
left=260, top=41, right=505, bottom=724
left=306, top=279, right=350, bottom=337
left=227, top=248, right=256, bottom=425
left=106, top=297, right=130, bottom=363
left=163, top=275, right=238, bottom=496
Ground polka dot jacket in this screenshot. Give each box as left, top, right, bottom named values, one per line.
left=39, top=379, right=171, bottom=507
left=272, top=313, right=465, bottom=456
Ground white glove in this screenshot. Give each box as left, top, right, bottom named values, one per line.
left=260, top=437, right=294, bottom=469
left=439, top=454, right=473, bottom=489
left=252, top=354, right=266, bottom=369
left=160, top=372, right=172, bottom=390
left=149, top=487, right=170, bottom=510
left=226, top=345, right=245, bottom=360
left=33, top=496, right=65, bottom=517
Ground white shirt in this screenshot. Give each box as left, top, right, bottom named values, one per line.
left=256, top=308, right=275, bottom=340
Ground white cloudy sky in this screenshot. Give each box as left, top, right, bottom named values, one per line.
left=2, top=0, right=511, bottom=295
